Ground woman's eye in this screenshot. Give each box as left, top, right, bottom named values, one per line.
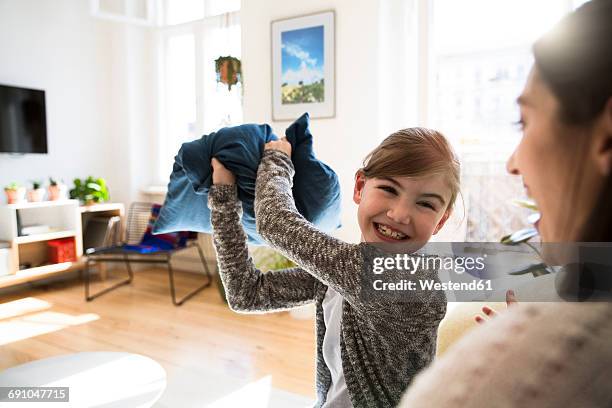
left=378, top=185, right=397, bottom=195
left=513, top=117, right=526, bottom=130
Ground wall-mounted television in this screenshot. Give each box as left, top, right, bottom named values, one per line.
left=0, top=84, right=48, bottom=154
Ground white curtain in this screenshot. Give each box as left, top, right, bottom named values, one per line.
left=198, top=11, right=242, bottom=134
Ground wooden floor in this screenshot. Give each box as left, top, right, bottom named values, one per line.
left=0, top=268, right=317, bottom=406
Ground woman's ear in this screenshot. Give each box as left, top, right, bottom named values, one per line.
left=353, top=171, right=366, bottom=205
left=433, top=210, right=451, bottom=235
left=594, top=97, right=612, bottom=176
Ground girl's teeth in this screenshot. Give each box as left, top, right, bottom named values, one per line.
left=376, top=223, right=407, bottom=240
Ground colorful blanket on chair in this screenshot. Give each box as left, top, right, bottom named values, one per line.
left=125, top=204, right=193, bottom=253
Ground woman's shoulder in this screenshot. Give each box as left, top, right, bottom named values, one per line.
left=399, top=302, right=612, bottom=407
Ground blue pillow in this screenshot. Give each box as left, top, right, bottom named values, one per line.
left=153, top=113, right=342, bottom=245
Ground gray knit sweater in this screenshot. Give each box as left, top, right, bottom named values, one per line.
left=208, top=149, right=447, bottom=407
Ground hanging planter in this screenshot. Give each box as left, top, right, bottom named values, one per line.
left=215, top=56, right=242, bottom=91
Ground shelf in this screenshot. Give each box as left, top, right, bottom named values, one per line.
left=0, top=201, right=123, bottom=289
left=140, top=186, right=167, bottom=196
left=79, top=203, right=125, bottom=214
left=14, top=230, right=77, bottom=244
left=0, top=260, right=85, bottom=289
left=5, top=199, right=79, bottom=210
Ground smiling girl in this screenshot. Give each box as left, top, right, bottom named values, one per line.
left=208, top=128, right=460, bottom=407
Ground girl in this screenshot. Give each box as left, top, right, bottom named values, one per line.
left=400, top=0, right=612, bottom=406
left=208, top=128, right=460, bottom=407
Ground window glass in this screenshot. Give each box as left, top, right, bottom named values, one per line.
left=163, top=33, right=197, bottom=171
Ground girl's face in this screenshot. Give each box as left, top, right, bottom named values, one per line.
left=507, top=67, right=612, bottom=241
left=353, top=172, right=451, bottom=244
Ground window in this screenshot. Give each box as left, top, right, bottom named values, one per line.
left=424, top=0, right=574, bottom=241
left=90, top=0, right=154, bottom=25
left=162, top=0, right=240, bottom=25
left=160, top=31, right=197, bottom=172
left=157, top=1, right=241, bottom=181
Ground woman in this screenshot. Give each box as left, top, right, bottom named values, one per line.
left=399, top=0, right=612, bottom=406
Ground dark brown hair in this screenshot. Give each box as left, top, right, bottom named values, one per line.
left=359, top=128, right=461, bottom=211
left=533, top=0, right=612, bottom=241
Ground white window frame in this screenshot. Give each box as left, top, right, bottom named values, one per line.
left=155, top=21, right=204, bottom=182
left=89, top=0, right=157, bottom=26
left=155, top=10, right=241, bottom=182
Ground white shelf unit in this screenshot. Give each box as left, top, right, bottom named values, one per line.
left=0, top=200, right=84, bottom=288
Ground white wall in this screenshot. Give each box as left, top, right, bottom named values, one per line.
left=0, top=0, right=424, bottom=243
left=0, top=0, right=157, bottom=206
left=241, top=0, right=420, bottom=242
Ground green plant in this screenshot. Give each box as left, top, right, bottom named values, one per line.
left=49, top=177, right=58, bottom=187
left=31, top=180, right=43, bottom=190
left=70, top=177, right=109, bottom=204
left=4, top=182, right=21, bottom=191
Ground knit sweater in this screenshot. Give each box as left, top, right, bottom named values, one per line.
left=399, top=302, right=612, bottom=407
left=208, top=149, right=446, bottom=408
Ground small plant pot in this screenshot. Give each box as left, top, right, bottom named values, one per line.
left=5, top=187, right=26, bottom=204
left=27, top=188, right=46, bottom=202
left=48, top=185, right=67, bottom=201
left=48, top=185, right=60, bottom=201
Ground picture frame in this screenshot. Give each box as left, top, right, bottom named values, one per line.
left=271, top=10, right=335, bottom=121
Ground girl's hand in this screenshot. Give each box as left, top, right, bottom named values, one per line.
left=264, top=137, right=292, bottom=157
left=474, top=290, right=518, bottom=324
left=211, top=158, right=236, bottom=185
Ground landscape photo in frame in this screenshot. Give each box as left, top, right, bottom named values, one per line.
left=272, top=11, right=335, bottom=120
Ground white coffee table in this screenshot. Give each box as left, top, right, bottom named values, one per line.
left=0, top=352, right=166, bottom=407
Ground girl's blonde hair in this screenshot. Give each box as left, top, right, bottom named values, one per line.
left=359, top=128, right=461, bottom=211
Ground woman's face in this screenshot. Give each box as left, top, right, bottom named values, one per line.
left=507, top=67, right=607, bottom=242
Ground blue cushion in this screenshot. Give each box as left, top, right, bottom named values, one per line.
left=153, top=113, right=342, bottom=245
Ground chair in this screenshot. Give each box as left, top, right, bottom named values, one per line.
left=84, top=202, right=213, bottom=306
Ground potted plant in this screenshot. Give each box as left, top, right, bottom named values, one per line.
left=47, top=177, right=67, bottom=201
left=27, top=180, right=46, bottom=202
left=4, top=182, right=26, bottom=204
left=215, top=56, right=242, bottom=91
left=69, top=177, right=110, bottom=205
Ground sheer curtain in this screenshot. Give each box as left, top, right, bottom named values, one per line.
left=157, top=9, right=241, bottom=182
left=199, top=12, right=242, bottom=134
left=378, top=0, right=572, bottom=242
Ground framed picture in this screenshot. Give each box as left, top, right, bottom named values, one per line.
left=271, top=11, right=335, bottom=121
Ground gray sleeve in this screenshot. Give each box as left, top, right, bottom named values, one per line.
left=208, top=183, right=316, bottom=313
left=254, top=149, right=364, bottom=307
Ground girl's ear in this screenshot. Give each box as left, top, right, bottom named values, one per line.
left=433, top=210, right=451, bottom=235
left=353, top=171, right=366, bottom=205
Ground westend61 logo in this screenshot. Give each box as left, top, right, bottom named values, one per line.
left=372, top=253, right=486, bottom=275
left=368, top=253, right=493, bottom=293
left=361, top=242, right=612, bottom=302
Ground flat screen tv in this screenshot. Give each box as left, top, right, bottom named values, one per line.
left=0, top=84, right=47, bottom=154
